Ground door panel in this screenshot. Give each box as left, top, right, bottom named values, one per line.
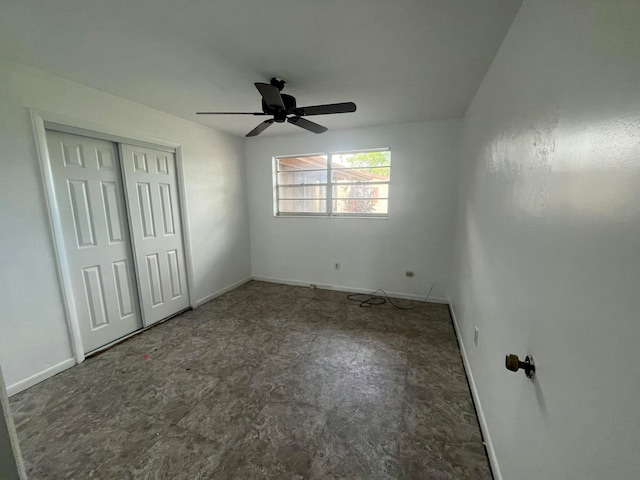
left=47, top=131, right=143, bottom=352
left=121, top=144, right=189, bottom=325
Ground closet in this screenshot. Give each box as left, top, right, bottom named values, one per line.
left=46, top=130, right=189, bottom=353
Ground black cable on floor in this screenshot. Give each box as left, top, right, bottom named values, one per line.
left=347, top=289, right=414, bottom=310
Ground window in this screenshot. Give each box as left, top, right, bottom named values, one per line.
left=274, top=149, right=390, bottom=217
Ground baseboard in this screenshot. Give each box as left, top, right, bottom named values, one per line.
left=194, top=276, right=253, bottom=307
left=449, top=302, right=502, bottom=480
left=251, top=275, right=334, bottom=291
left=332, top=283, right=449, bottom=304
left=7, top=358, right=76, bottom=397
left=251, top=275, right=449, bottom=304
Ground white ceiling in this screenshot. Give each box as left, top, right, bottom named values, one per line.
left=0, top=0, right=522, bottom=137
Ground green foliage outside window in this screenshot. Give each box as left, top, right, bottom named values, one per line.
left=341, top=151, right=391, bottom=176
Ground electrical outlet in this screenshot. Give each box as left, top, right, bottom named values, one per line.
left=334, top=262, right=340, bottom=270
left=474, top=327, right=479, bottom=346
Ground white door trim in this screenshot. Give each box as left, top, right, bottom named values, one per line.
left=173, top=145, right=197, bottom=318
left=30, top=109, right=196, bottom=364
left=33, top=110, right=181, bottom=150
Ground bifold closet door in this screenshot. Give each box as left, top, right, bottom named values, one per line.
left=120, top=144, right=190, bottom=326
left=47, top=131, right=143, bottom=353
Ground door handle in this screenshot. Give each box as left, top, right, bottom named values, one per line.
left=505, top=354, right=535, bottom=379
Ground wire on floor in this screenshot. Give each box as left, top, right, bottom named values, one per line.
left=347, top=289, right=414, bottom=310
left=424, top=282, right=435, bottom=303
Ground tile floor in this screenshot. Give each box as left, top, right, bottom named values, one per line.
left=10, top=281, right=492, bottom=479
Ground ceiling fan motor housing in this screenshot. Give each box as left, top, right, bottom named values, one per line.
left=263, top=93, right=297, bottom=122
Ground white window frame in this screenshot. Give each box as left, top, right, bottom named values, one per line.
left=273, top=148, right=390, bottom=218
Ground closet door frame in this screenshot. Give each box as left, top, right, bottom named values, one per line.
left=31, top=109, right=195, bottom=364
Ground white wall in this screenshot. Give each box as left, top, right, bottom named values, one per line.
left=451, top=1, right=640, bottom=479
left=0, top=58, right=251, bottom=390
left=245, top=121, right=461, bottom=300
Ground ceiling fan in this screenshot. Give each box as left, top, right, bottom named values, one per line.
left=197, top=78, right=357, bottom=137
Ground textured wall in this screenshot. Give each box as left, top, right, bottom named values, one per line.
left=451, top=1, right=640, bottom=478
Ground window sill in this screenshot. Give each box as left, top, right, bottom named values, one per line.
left=273, top=214, right=389, bottom=220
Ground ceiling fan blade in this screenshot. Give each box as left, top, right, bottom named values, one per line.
left=287, top=116, right=328, bottom=134
left=255, top=83, right=285, bottom=110
left=246, top=119, right=275, bottom=137
left=296, top=102, right=357, bottom=116
left=196, top=112, right=269, bottom=115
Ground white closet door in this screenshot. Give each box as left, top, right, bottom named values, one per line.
left=120, top=144, right=190, bottom=326
left=47, top=131, right=143, bottom=352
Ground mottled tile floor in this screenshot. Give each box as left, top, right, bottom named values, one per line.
left=10, top=281, right=491, bottom=479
